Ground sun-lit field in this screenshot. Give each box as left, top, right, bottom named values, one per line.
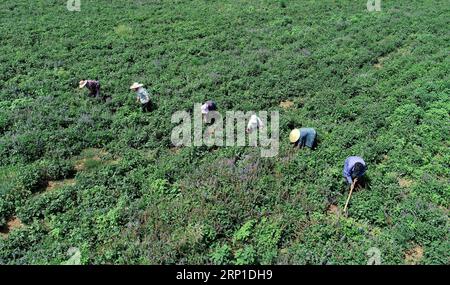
left=0, top=0, right=448, bottom=264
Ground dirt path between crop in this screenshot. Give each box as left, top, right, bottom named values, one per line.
left=405, top=245, right=424, bottom=265
left=45, top=178, right=76, bottom=192
left=280, top=100, right=294, bottom=109
left=74, top=148, right=119, bottom=171
left=0, top=217, right=24, bottom=238
left=327, top=204, right=340, bottom=216
left=398, top=177, right=413, bottom=188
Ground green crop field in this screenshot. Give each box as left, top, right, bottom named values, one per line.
left=0, top=0, right=449, bottom=265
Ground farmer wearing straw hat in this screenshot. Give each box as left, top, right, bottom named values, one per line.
left=289, top=128, right=317, bottom=149
left=130, top=82, right=151, bottom=112
left=79, top=80, right=100, bottom=98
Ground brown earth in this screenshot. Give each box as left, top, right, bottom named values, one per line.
left=398, top=178, right=413, bottom=188
left=280, top=100, right=294, bottom=109
left=45, top=178, right=76, bottom=192
left=170, top=147, right=181, bottom=154
left=327, top=204, right=340, bottom=216
left=74, top=148, right=117, bottom=171
left=0, top=217, right=24, bottom=238
left=405, top=245, right=424, bottom=265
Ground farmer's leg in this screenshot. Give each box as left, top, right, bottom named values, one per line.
left=142, top=102, right=150, bottom=112
left=312, top=133, right=318, bottom=150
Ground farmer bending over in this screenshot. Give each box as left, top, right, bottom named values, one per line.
left=289, top=128, right=317, bottom=149
left=343, top=156, right=366, bottom=186
left=201, top=100, right=217, bottom=123
left=246, top=115, right=264, bottom=134
left=130, top=82, right=151, bottom=113
left=79, top=80, right=100, bottom=98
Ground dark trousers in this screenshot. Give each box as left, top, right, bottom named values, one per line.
left=295, top=134, right=317, bottom=149
left=92, top=93, right=106, bottom=101
left=141, top=102, right=151, bottom=112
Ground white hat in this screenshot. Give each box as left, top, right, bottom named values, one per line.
left=79, top=80, right=87, bottom=88
left=130, top=82, right=144, bottom=89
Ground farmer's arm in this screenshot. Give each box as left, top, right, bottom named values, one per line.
left=345, top=174, right=353, bottom=184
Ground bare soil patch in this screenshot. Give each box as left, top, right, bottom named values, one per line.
left=0, top=217, right=24, bottom=238
left=405, top=245, right=424, bottom=265
left=398, top=178, right=413, bottom=188
left=280, top=100, right=294, bottom=109
left=45, top=178, right=76, bottom=192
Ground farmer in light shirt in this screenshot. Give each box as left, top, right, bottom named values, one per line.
left=289, top=128, right=317, bottom=149
left=246, top=114, right=264, bottom=133
left=343, top=156, right=366, bottom=185
left=201, top=100, right=217, bottom=123
left=79, top=80, right=100, bottom=98
left=130, top=82, right=151, bottom=112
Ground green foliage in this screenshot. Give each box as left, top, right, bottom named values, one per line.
left=234, top=245, right=256, bottom=265
left=147, top=178, right=180, bottom=198
left=233, top=219, right=256, bottom=243
left=38, top=159, right=75, bottom=181
left=230, top=218, right=282, bottom=264
left=210, top=243, right=232, bottom=265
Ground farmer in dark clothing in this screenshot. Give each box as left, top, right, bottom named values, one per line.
left=79, top=80, right=100, bottom=98
left=289, top=128, right=317, bottom=149
left=343, top=156, right=367, bottom=185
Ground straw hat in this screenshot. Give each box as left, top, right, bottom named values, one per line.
left=79, top=80, right=87, bottom=88
left=289, top=128, right=301, bottom=143
left=130, top=82, right=143, bottom=90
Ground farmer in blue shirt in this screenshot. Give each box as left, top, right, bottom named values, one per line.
left=343, top=156, right=366, bottom=185
left=289, top=128, right=317, bottom=149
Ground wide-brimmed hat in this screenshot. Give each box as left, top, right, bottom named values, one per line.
left=289, top=128, right=301, bottom=143
left=130, top=82, right=143, bottom=89
left=79, top=80, right=87, bottom=88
